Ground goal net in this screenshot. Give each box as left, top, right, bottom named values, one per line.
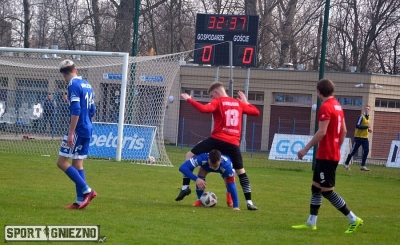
left=0, top=47, right=186, bottom=166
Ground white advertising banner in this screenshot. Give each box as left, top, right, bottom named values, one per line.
left=386, top=140, right=400, bottom=168
left=268, top=133, right=351, bottom=164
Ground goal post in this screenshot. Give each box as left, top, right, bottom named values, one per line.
left=0, top=47, right=183, bottom=166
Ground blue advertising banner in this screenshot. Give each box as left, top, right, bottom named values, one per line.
left=89, top=123, right=157, bottom=160
left=139, top=75, right=164, bottom=82
left=102, top=73, right=122, bottom=80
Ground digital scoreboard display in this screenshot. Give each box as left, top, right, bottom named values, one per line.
left=194, top=13, right=259, bottom=67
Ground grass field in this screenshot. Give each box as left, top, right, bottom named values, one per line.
left=1, top=145, right=400, bottom=245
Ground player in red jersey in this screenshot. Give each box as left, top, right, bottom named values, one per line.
left=175, top=82, right=260, bottom=210
left=292, top=79, right=363, bottom=233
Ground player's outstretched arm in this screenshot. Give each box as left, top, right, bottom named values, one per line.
left=225, top=176, right=239, bottom=209
left=178, top=160, right=198, bottom=181
left=185, top=97, right=218, bottom=113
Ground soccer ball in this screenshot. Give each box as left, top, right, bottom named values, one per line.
left=200, top=191, right=217, bottom=207
left=147, top=156, right=155, bottom=164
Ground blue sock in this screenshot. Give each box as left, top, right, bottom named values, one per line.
left=65, top=166, right=90, bottom=194
left=75, top=169, right=86, bottom=203
left=196, top=176, right=206, bottom=199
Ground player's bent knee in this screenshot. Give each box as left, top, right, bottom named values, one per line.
left=311, top=185, right=321, bottom=194
left=56, top=159, right=70, bottom=171
left=236, top=168, right=245, bottom=175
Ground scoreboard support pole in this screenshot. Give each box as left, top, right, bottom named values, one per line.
left=214, top=66, right=219, bottom=82
left=228, top=41, right=234, bottom=97
left=240, top=67, right=251, bottom=152
left=211, top=67, right=219, bottom=132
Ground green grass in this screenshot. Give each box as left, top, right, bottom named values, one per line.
left=1, top=145, right=400, bottom=245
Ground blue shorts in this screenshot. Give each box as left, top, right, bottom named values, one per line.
left=59, top=132, right=90, bottom=159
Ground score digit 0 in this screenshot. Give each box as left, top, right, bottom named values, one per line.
left=242, top=47, right=254, bottom=65
left=201, top=45, right=213, bottom=62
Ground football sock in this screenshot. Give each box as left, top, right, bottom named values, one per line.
left=346, top=211, right=357, bottom=223
left=196, top=176, right=206, bottom=199
left=75, top=169, right=85, bottom=203
left=238, top=173, right=252, bottom=200
left=181, top=177, right=190, bottom=190
left=65, top=166, right=90, bottom=194
left=310, top=185, right=322, bottom=215
left=246, top=200, right=254, bottom=205
left=322, top=190, right=347, bottom=211
left=307, top=215, right=318, bottom=226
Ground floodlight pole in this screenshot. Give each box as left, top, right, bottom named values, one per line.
left=312, top=0, right=330, bottom=170
left=132, top=0, right=140, bottom=57
left=128, top=0, right=140, bottom=124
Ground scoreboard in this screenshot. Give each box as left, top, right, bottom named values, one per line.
left=193, top=13, right=259, bottom=67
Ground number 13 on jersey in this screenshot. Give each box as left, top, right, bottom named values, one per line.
left=225, top=109, right=239, bottom=126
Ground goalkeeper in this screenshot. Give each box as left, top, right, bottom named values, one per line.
left=178, top=149, right=240, bottom=210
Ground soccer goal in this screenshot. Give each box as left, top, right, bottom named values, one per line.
left=0, top=47, right=184, bottom=166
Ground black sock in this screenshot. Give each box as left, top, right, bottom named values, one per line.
left=310, top=185, right=322, bottom=215
left=238, top=173, right=252, bottom=201
left=182, top=177, right=190, bottom=186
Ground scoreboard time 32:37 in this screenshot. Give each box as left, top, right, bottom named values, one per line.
left=193, top=13, right=259, bottom=67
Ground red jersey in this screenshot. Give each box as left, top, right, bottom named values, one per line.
left=316, top=97, right=344, bottom=161
left=186, top=97, right=260, bottom=146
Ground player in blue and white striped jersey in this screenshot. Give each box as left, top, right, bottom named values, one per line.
left=56, top=59, right=97, bottom=210
left=179, top=149, right=240, bottom=210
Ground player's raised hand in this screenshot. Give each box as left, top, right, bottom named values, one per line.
left=237, top=91, right=249, bottom=104
left=195, top=178, right=206, bottom=190
left=181, top=93, right=191, bottom=101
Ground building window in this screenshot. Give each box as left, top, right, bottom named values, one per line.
left=234, top=91, right=264, bottom=102
left=182, top=88, right=209, bottom=98
left=274, top=93, right=311, bottom=105
left=192, top=90, right=202, bottom=98
left=337, top=97, right=362, bottom=107
left=375, top=98, right=400, bottom=108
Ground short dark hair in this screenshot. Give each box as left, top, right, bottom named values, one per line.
left=208, top=149, right=221, bottom=164
left=317, top=78, right=335, bottom=97
left=207, top=82, right=224, bottom=94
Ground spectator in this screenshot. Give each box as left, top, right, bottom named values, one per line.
left=344, top=105, right=372, bottom=171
